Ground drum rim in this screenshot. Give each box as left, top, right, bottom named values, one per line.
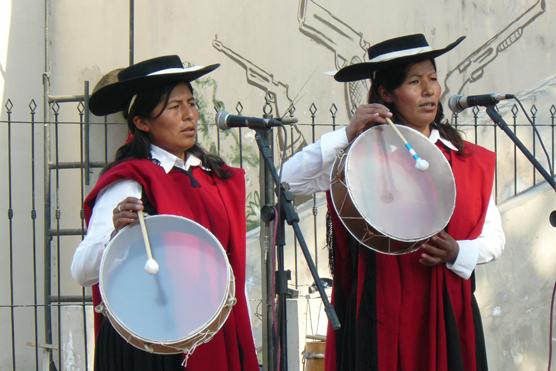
left=99, top=214, right=233, bottom=345
left=331, top=124, right=456, bottom=245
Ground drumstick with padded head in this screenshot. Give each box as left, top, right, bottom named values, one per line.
left=385, top=117, right=429, bottom=171
left=137, top=210, right=159, bottom=275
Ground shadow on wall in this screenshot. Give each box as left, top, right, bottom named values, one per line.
left=476, top=183, right=555, bottom=371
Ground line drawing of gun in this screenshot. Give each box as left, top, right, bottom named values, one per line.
left=442, top=0, right=546, bottom=100
left=213, top=35, right=295, bottom=118
left=298, top=0, right=370, bottom=116
left=212, top=35, right=307, bottom=154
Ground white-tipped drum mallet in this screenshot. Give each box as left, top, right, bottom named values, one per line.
left=137, top=210, right=159, bottom=275
left=385, top=118, right=429, bottom=171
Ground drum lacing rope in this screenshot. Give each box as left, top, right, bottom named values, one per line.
left=227, top=296, right=237, bottom=306
left=180, top=289, right=237, bottom=367
left=180, top=329, right=218, bottom=368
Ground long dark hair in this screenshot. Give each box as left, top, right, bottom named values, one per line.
left=368, top=59, right=465, bottom=152
left=103, top=80, right=231, bottom=178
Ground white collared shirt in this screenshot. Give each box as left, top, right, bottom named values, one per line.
left=280, top=127, right=505, bottom=279
left=70, top=145, right=203, bottom=286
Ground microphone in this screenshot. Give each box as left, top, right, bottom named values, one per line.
left=216, top=110, right=297, bottom=130
left=448, top=94, right=514, bottom=113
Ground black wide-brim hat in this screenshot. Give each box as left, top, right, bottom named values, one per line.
left=334, top=34, right=465, bottom=82
left=89, top=55, right=220, bottom=116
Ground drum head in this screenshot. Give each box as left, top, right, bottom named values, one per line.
left=344, top=125, right=455, bottom=242
left=100, top=215, right=231, bottom=344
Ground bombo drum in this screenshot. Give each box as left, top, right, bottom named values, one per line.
left=99, top=214, right=236, bottom=354
left=330, top=124, right=456, bottom=254
left=303, top=339, right=325, bottom=371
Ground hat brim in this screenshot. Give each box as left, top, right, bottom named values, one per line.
left=334, top=36, right=465, bottom=82
left=89, top=63, right=220, bottom=116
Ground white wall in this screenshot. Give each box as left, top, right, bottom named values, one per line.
left=0, top=0, right=46, bottom=370
left=1, top=0, right=555, bottom=369
left=478, top=183, right=556, bottom=371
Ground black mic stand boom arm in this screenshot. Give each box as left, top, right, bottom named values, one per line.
left=485, top=105, right=556, bottom=226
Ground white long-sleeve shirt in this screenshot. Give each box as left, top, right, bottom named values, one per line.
left=70, top=145, right=204, bottom=286
left=281, top=127, right=505, bottom=279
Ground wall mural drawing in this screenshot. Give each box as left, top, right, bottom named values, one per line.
left=298, top=0, right=369, bottom=116
left=297, top=0, right=546, bottom=112
left=212, top=35, right=308, bottom=156
left=441, top=0, right=546, bottom=100
left=213, top=36, right=294, bottom=117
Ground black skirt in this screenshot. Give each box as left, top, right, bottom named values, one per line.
left=94, top=317, right=183, bottom=371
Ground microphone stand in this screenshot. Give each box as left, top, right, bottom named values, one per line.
left=253, top=127, right=341, bottom=371
left=485, top=105, right=556, bottom=226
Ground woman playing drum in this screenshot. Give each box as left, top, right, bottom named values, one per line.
left=71, top=55, right=259, bottom=371
left=281, top=34, right=505, bottom=371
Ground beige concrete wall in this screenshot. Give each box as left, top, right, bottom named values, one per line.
left=0, top=0, right=47, bottom=370
left=1, top=0, right=555, bottom=369
left=477, top=183, right=556, bottom=371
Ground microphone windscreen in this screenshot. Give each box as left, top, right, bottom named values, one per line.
left=215, top=111, right=230, bottom=130
left=447, top=95, right=463, bottom=113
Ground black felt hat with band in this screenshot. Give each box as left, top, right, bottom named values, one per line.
left=334, top=34, right=465, bottom=82
left=89, top=55, right=220, bottom=116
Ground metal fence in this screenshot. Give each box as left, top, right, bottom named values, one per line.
left=0, top=93, right=554, bottom=370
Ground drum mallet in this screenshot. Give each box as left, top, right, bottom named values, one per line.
left=137, top=210, right=160, bottom=274
left=385, top=118, right=429, bottom=171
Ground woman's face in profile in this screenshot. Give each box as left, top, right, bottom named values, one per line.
left=383, top=60, right=440, bottom=136
left=137, top=82, right=199, bottom=159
